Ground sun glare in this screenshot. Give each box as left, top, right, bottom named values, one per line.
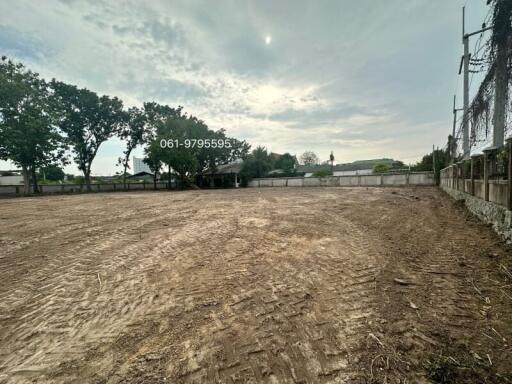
left=264, top=35, right=272, bottom=45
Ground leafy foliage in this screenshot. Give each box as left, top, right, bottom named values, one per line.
left=312, top=169, right=333, bottom=177
left=51, top=80, right=126, bottom=191
left=0, top=57, right=250, bottom=192
left=299, top=151, right=319, bottom=166
left=274, top=153, right=296, bottom=172
left=118, top=106, right=147, bottom=186
left=373, top=163, right=390, bottom=173
left=240, top=146, right=272, bottom=186
left=40, top=165, right=65, bottom=181
left=0, top=57, right=67, bottom=193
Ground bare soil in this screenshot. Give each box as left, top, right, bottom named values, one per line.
left=0, top=187, right=511, bottom=383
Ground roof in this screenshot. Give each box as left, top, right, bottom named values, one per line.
left=128, top=171, right=154, bottom=178
left=204, top=162, right=243, bottom=175
left=0, top=170, right=22, bottom=176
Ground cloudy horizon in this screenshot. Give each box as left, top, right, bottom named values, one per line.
left=0, top=0, right=488, bottom=175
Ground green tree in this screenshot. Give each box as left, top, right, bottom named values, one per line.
left=0, top=57, right=67, bottom=194
left=412, top=148, right=450, bottom=173
left=373, top=163, right=390, bottom=173
left=240, top=146, right=272, bottom=185
left=118, top=106, right=147, bottom=188
left=143, top=143, right=162, bottom=190
left=195, top=124, right=250, bottom=175
left=391, top=160, right=406, bottom=169
left=299, top=151, right=319, bottom=166
left=146, top=109, right=250, bottom=188
left=142, top=102, right=183, bottom=189
left=51, top=80, right=126, bottom=191
left=40, top=165, right=65, bottom=182
left=274, top=153, right=296, bottom=172
left=154, top=116, right=199, bottom=188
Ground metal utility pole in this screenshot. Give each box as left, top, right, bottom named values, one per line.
left=492, top=1, right=510, bottom=148
left=461, top=6, right=493, bottom=158
left=462, top=7, right=470, bottom=159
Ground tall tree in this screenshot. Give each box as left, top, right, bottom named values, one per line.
left=240, top=146, right=272, bottom=185
left=155, top=116, right=199, bottom=188
left=0, top=57, right=67, bottom=194
left=299, top=151, right=319, bottom=166
left=274, top=153, right=297, bottom=173
left=143, top=143, right=163, bottom=190
left=194, top=123, right=250, bottom=175
left=51, top=81, right=126, bottom=191
left=40, top=165, right=65, bottom=182
left=118, top=106, right=146, bottom=188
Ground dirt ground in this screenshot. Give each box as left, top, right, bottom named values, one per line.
left=0, top=187, right=511, bottom=383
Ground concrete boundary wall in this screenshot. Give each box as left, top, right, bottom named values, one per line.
left=440, top=162, right=512, bottom=243
left=0, top=182, right=174, bottom=197
left=247, top=172, right=434, bottom=188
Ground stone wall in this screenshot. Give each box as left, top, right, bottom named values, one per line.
left=442, top=186, right=512, bottom=243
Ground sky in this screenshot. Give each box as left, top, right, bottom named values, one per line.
left=0, top=0, right=490, bottom=175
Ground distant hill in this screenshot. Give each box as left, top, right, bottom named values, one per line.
left=297, top=158, right=401, bottom=173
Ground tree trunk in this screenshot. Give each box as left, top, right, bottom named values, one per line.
left=168, top=164, right=171, bottom=190
left=153, top=172, right=157, bottom=190
left=21, top=165, right=31, bottom=195
left=85, top=168, right=92, bottom=192
left=31, top=166, right=40, bottom=193
left=123, top=149, right=132, bottom=190
left=123, top=163, right=128, bottom=190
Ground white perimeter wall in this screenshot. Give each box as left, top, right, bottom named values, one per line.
left=248, top=172, right=434, bottom=188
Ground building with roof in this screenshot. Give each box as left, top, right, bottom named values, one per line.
left=199, top=162, right=243, bottom=188
left=0, top=170, right=23, bottom=185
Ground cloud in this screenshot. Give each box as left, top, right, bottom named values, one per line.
left=0, top=0, right=489, bottom=174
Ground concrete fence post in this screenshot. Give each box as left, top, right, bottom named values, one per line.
left=458, top=161, right=465, bottom=193
left=451, top=164, right=455, bottom=189
left=454, top=163, right=459, bottom=191
left=507, top=138, right=512, bottom=210
left=483, top=149, right=490, bottom=202
left=470, top=156, right=475, bottom=196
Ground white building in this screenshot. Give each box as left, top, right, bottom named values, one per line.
left=133, top=157, right=152, bottom=174
left=0, top=173, right=23, bottom=185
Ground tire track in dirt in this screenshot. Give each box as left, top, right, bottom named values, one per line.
left=4, top=188, right=505, bottom=383
left=95, top=192, right=383, bottom=383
